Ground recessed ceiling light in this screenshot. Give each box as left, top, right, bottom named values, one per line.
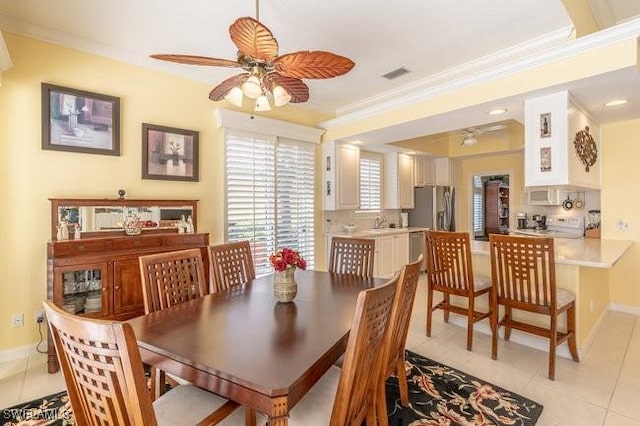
left=488, top=108, right=507, bottom=115
left=406, top=151, right=416, bottom=155
left=350, top=140, right=363, bottom=145
left=605, top=99, right=628, bottom=107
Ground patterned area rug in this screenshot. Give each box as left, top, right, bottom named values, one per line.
left=386, top=351, right=543, bottom=425
left=1, top=351, right=542, bottom=425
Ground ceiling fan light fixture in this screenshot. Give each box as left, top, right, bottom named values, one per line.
left=273, top=85, right=292, bottom=107
left=224, top=86, right=244, bottom=107
left=462, top=136, right=478, bottom=146
left=242, top=75, right=262, bottom=99
left=255, top=94, right=272, bottom=111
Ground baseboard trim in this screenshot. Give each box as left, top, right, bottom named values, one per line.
left=0, top=343, right=45, bottom=363
left=609, top=303, right=640, bottom=316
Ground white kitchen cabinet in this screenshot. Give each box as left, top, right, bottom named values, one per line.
left=434, top=158, right=451, bottom=186
left=384, top=153, right=414, bottom=209
left=373, top=233, right=409, bottom=278
left=524, top=90, right=600, bottom=190
left=322, top=141, right=360, bottom=210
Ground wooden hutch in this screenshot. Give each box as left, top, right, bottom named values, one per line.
left=46, top=198, right=210, bottom=373
left=484, top=181, right=510, bottom=236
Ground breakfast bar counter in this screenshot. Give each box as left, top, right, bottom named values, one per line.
left=471, top=238, right=632, bottom=268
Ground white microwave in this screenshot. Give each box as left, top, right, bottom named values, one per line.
left=527, top=188, right=562, bottom=205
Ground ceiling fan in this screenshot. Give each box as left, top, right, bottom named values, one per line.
left=458, top=124, right=507, bottom=146
left=150, top=2, right=355, bottom=111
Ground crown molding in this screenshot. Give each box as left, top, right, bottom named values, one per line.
left=320, top=17, right=640, bottom=130
left=0, top=30, right=12, bottom=71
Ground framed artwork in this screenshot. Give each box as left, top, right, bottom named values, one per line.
left=41, top=83, right=120, bottom=155
left=142, top=123, right=199, bottom=182
left=540, top=147, right=551, bottom=172
left=540, top=112, right=551, bottom=138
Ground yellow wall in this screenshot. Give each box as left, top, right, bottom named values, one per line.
left=0, top=33, right=330, bottom=351
left=456, top=152, right=525, bottom=234
left=601, top=119, right=640, bottom=307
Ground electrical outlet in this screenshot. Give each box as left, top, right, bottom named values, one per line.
left=12, top=313, right=24, bottom=328
left=35, top=310, right=45, bottom=323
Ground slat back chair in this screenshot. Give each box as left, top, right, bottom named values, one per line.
left=330, top=274, right=399, bottom=426
left=138, top=248, right=207, bottom=314
left=425, top=230, right=492, bottom=350
left=209, top=241, right=256, bottom=293
left=138, top=249, right=208, bottom=400
left=42, top=300, right=238, bottom=426
left=488, top=234, right=579, bottom=380
left=377, top=255, right=423, bottom=426
left=329, top=237, right=375, bottom=278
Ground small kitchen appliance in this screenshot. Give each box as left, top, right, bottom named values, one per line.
left=513, top=215, right=584, bottom=239
left=532, top=214, right=546, bottom=230
left=517, top=212, right=527, bottom=229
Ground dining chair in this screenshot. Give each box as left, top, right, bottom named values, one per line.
left=425, top=230, right=492, bottom=351
left=289, top=273, right=399, bottom=425
left=139, top=248, right=208, bottom=315
left=328, top=236, right=375, bottom=278
left=138, top=248, right=210, bottom=401
left=208, top=240, right=256, bottom=293
left=488, top=234, right=580, bottom=380
left=42, top=300, right=239, bottom=426
left=376, top=255, right=423, bottom=425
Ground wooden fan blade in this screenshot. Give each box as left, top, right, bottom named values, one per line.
left=273, top=51, right=355, bottom=79
left=265, top=74, right=310, bottom=103
left=150, top=54, right=241, bottom=68
left=229, top=17, right=279, bottom=62
left=208, top=73, right=249, bottom=101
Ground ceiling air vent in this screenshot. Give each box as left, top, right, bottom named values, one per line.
left=382, top=66, right=410, bottom=80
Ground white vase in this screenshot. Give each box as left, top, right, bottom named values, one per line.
left=273, top=268, right=297, bottom=303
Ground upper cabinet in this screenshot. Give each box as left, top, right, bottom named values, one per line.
left=384, top=153, right=414, bottom=209
left=414, top=157, right=451, bottom=187
left=524, top=91, right=601, bottom=190
left=322, top=141, right=360, bottom=210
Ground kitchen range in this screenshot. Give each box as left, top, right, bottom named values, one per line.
left=512, top=215, right=584, bottom=239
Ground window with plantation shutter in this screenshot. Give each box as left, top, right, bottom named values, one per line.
left=358, top=153, right=382, bottom=212
left=473, top=175, right=484, bottom=236
left=226, top=131, right=315, bottom=276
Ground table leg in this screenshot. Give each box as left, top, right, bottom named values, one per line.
left=267, top=397, right=289, bottom=425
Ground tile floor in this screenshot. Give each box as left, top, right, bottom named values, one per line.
left=1, top=276, right=639, bottom=425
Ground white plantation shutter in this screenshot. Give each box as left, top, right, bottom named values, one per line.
left=359, top=153, right=382, bottom=211
left=473, top=175, right=484, bottom=235
left=226, top=131, right=315, bottom=276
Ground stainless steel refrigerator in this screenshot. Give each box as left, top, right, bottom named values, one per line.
left=405, top=185, right=455, bottom=231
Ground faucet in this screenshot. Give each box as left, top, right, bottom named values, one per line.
left=373, top=216, right=388, bottom=229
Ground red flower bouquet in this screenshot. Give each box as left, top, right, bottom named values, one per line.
left=269, top=248, right=307, bottom=272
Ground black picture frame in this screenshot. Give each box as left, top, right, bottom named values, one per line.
left=142, top=123, right=199, bottom=182
left=41, top=83, right=120, bottom=155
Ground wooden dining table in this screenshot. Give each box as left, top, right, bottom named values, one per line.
left=127, top=269, right=386, bottom=425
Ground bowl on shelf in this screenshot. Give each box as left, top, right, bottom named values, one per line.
left=343, top=224, right=357, bottom=233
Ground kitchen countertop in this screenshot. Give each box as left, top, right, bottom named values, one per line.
left=327, top=226, right=429, bottom=238
left=470, top=238, right=632, bottom=268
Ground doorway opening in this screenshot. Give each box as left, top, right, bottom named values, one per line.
left=472, top=174, right=509, bottom=241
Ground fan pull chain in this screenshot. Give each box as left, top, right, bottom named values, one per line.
left=255, top=0, right=260, bottom=21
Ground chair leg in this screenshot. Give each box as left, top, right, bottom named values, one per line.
left=376, top=380, right=389, bottom=426
left=466, top=297, right=475, bottom=351
left=567, top=304, right=580, bottom=362
left=504, top=306, right=512, bottom=341
left=490, top=311, right=498, bottom=360
left=245, top=408, right=256, bottom=426
left=443, top=293, right=450, bottom=323
left=150, top=367, right=166, bottom=400
left=426, top=287, right=434, bottom=337
left=397, top=356, right=410, bottom=407
left=548, top=315, right=557, bottom=380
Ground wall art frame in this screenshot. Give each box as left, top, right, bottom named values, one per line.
left=142, top=123, right=199, bottom=182
left=41, top=83, right=120, bottom=155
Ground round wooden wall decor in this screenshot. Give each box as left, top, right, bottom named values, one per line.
left=574, top=126, right=597, bottom=172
